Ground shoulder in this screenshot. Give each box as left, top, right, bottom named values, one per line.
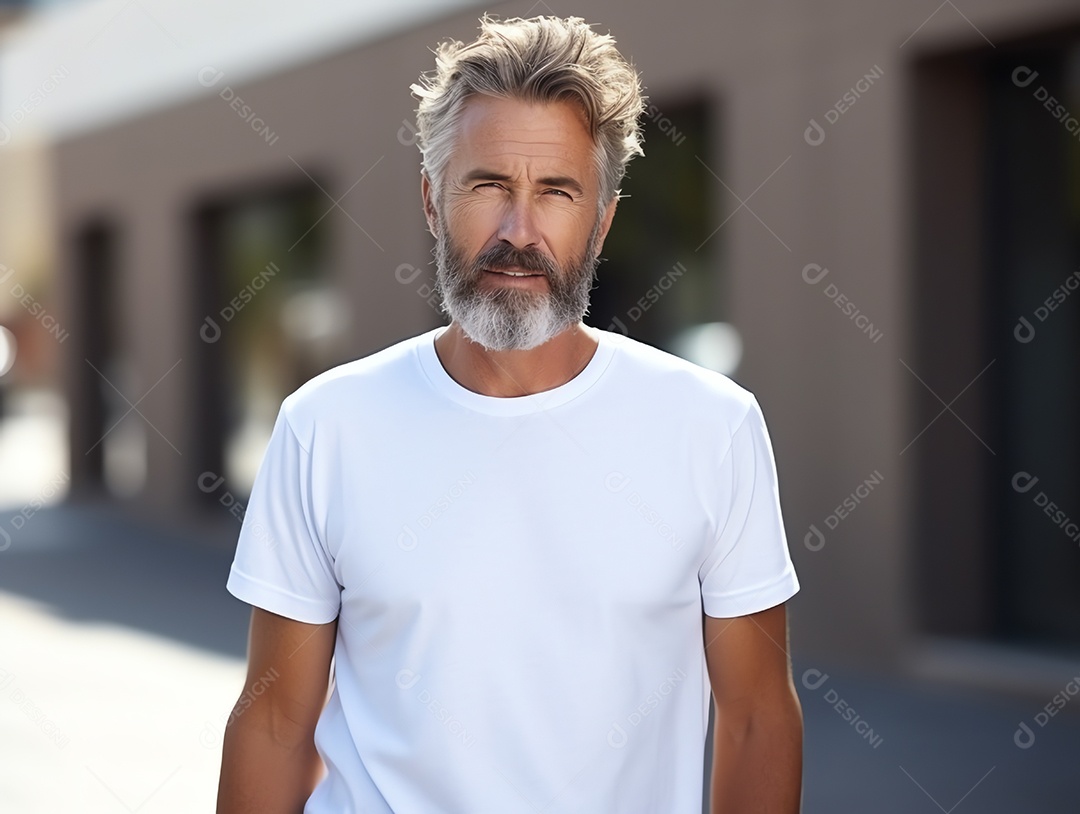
left=278, top=328, right=436, bottom=441
left=601, top=330, right=758, bottom=426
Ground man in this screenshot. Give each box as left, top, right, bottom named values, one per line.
left=217, top=15, right=802, bottom=814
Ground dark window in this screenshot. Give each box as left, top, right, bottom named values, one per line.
left=71, top=219, right=120, bottom=495
left=912, top=33, right=1080, bottom=655
left=592, top=98, right=732, bottom=370
left=985, top=41, right=1080, bottom=651
left=191, top=182, right=336, bottom=497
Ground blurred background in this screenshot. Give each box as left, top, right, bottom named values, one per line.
left=1, top=0, right=1078, bottom=810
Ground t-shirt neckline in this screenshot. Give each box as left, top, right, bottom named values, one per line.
left=416, top=325, right=614, bottom=416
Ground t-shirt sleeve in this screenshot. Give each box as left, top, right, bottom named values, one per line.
left=226, top=405, right=341, bottom=624
left=699, top=396, right=799, bottom=618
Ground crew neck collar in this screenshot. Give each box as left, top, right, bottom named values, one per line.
left=416, top=326, right=615, bottom=415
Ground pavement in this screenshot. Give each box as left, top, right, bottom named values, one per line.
left=0, top=502, right=1077, bottom=813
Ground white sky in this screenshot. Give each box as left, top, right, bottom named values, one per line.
left=0, top=0, right=483, bottom=145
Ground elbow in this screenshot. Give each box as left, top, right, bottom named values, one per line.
left=224, top=693, right=319, bottom=754
left=715, top=688, right=803, bottom=749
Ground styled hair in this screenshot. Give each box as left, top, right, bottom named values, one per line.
left=411, top=15, right=646, bottom=209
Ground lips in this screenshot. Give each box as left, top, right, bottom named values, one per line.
left=484, top=268, right=544, bottom=277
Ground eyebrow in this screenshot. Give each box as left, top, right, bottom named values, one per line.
left=461, top=169, right=585, bottom=198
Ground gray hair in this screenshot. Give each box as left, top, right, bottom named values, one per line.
left=411, top=15, right=646, bottom=210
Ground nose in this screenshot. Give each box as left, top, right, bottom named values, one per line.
left=496, top=195, right=541, bottom=250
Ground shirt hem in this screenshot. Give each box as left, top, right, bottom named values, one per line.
left=227, top=565, right=340, bottom=625
left=701, top=570, right=800, bottom=618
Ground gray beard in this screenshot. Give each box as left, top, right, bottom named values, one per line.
left=432, top=218, right=602, bottom=352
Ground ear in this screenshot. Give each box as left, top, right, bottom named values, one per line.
left=421, top=173, right=439, bottom=237
left=592, top=196, right=619, bottom=253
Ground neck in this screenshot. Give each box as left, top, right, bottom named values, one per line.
left=433, top=321, right=599, bottom=398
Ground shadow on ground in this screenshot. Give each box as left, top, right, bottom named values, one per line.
left=0, top=502, right=248, bottom=658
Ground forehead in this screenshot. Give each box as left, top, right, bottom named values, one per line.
left=449, top=95, right=597, bottom=183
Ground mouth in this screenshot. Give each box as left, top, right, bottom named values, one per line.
left=483, top=268, right=545, bottom=278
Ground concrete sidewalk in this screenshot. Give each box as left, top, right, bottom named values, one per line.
left=0, top=504, right=1077, bottom=812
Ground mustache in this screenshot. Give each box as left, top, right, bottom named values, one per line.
left=472, top=243, right=560, bottom=276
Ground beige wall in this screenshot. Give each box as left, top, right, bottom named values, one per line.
left=52, top=0, right=1080, bottom=672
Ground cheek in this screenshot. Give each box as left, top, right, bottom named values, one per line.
left=445, top=200, right=501, bottom=246
left=544, top=209, right=598, bottom=254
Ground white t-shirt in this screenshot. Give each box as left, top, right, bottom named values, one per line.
left=227, top=325, right=799, bottom=814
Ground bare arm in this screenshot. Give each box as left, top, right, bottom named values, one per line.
left=217, top=607, right=338, bottom=814
left=705, top=602, right=803, bottom=813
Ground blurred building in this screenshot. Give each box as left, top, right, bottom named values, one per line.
left=0, top=0, right=57, bottom=409
left=0, top=1, right=30, bottom=30
left=3, top=0, right=1080, bottom=684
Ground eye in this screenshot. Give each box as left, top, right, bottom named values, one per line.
left=545, top=188, right=573, bottom=199
left=474, top=182, right=506, bottom=191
